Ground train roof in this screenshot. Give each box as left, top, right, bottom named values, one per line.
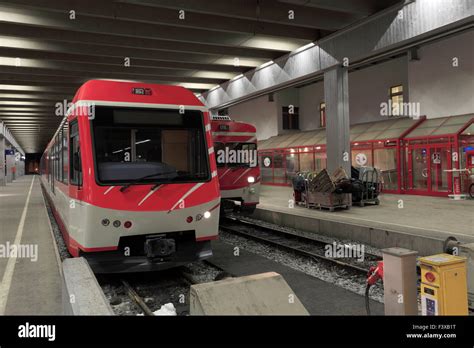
left=211, top=117, right=256, bottom=133
left=72, top=80, right=205, bottom=107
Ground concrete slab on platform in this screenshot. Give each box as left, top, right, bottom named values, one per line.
left=190, top=271, right=309, bottom=315
left=208, top=240, right=384, bottom=315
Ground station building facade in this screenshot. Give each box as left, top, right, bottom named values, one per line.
left=227, top=30, right=474, bottom=197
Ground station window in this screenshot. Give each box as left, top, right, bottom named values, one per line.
left=319, top=102, right=326, bottom=128
left=389, top=85, right=403, bottom=116
left=282, top=106, right=299, bottom=130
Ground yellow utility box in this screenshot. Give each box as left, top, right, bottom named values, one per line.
left=419, top=253, right=468, bottom=315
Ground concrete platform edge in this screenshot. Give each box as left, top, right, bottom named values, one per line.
left=253, top=207, right=459, bottom=256
left=62, top=257, right=114, bottom=315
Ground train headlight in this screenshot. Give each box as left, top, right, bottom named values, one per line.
left=101, top=218, right=110, bottom=226
left=247, top=176, right=255, bottom=183
left=113, top=220, right=121, bottom=228
left=196, top=211, right=211, bottom=221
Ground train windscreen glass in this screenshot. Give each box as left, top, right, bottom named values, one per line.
left=91, top=107, right=210, bottom=185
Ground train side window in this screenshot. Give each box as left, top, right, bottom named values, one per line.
left=58, top=130, right=63, bottom=183
left=54, top=136, right=58, bottom=181
left=70, top=121, right=82, bottom=186
left=62, top=123, right=69, bottom=184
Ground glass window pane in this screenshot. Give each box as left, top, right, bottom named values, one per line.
left=374, top=148, right=398, bottom=190
left=391, top=85, right=403, bottom=94
left=92, top=107, right=209, bottom=184
left=259, top=152, right=273, bottom=183
left=285, top=153, right=299, bottom=184
left=315, top=152, right=327, bottom=172
left=273, top=152, right=285, bottom=184
left=299, top=153, right=314, bottom=172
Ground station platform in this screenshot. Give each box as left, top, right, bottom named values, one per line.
left=209, top=240, right=384, bottom=315
left=0, top=175, right=62, bottom=315
left=255, top=185, right=474, bottom=256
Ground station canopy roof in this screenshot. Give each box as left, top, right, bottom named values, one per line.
left=404, top=114, right=474, bottom=139
left=461, top=122, right=474, bottom=136
left=259, top=117, right=422, bottom=150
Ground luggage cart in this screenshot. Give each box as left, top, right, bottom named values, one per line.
left=305, top=190, right=351, bottom=211
left=357, top=167, right=381, bottom=207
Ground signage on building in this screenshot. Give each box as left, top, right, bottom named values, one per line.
left=263, top=156, right=272, bottom=167
left=5, top=149, right=14, bottom=156
left=355, top=153, right=368, bottom=166
left=431, top=152, right=441, bottom=164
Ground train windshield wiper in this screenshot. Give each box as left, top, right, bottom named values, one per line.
left=120, top=171, right=177, bottom=192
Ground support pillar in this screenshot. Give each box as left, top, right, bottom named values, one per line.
left=5, top=147, right=13, bottom=183
left=0, top=137, right=5, bottom=186
left=324, top=66, right=351, bottom=174
left=382, top=247, right=418, bottom=315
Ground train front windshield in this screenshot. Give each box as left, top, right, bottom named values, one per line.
left=91, top=107, right=210, bottom=185
left=214, top=142, right=258, bottom=167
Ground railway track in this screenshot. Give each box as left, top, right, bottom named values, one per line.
left=220, top=215, right=381, bottom=275
left=119, top=268, right=201, bottom=316
left=101, top=261, right=226, bottom=316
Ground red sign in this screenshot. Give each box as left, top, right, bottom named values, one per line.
left=453, top=176, right=461, bottom=195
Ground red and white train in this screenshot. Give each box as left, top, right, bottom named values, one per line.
left=40, top=80, right=220, bottom=273
left=211, top=115, right=260, bottom=213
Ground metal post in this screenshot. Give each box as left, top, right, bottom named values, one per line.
left=382, top=247, right=418, bottom=315
left=324, top=66, right=351, bottom=174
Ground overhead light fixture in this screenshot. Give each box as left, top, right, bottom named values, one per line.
left=257, top=60, right=274, bottom=70
left=231, top=74, right=244, bottom=81
left=179, top=83, right=216, bottom=90
left=293, top=42, right=316, bottom=54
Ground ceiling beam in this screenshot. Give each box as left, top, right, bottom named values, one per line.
left=0, top=47, right=250, bottom=73
left=121, top=0, right=363, bottom=29
left=277, top=0, right=396, bottom=16
left=0, top=67, right=226, bottom=84
left=0, top=4, right=309, bottom=50
left=0, top=23, right=286, bottom=60
left=0, top=0, right=321, bottom=40
left=0, top=57, right=238, bottom=80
